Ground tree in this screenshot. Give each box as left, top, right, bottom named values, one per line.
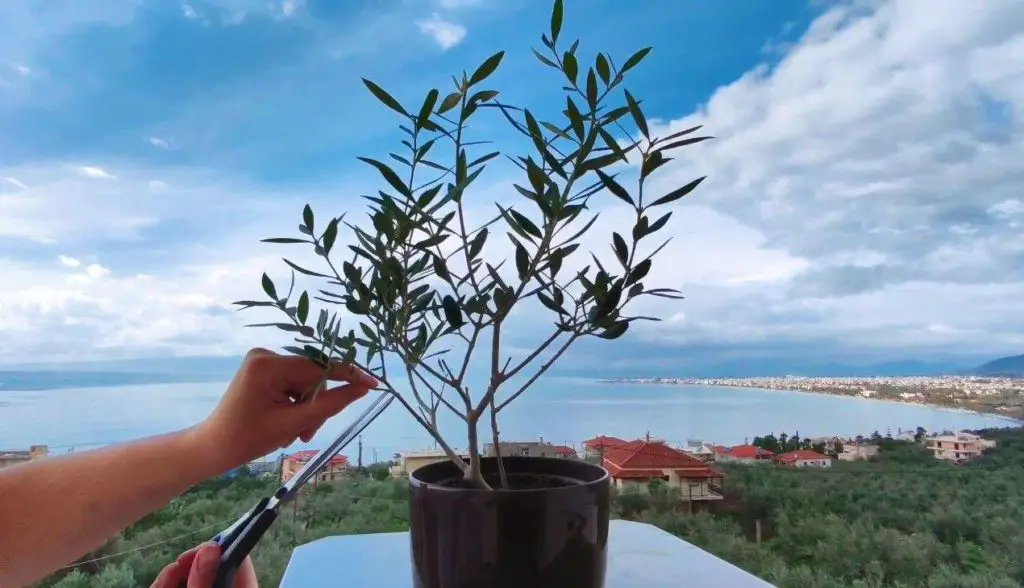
left=51, top=570, right=91, bottom=588
left=760, top=434, right=781, bottom=454
left=236, top=0, right=710, bottom=489
left=91, top=564, right=136, bottom=588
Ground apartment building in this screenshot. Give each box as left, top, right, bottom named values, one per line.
left=925, top=431, right=995, bottom=463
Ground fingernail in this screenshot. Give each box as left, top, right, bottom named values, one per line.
left=196, top=543, right=220, bottom=574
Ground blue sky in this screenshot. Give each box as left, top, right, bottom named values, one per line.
left=1, top=0, right=1023, bottom=374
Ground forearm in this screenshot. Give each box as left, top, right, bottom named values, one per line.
left=0, top=428, right=229, bottom=587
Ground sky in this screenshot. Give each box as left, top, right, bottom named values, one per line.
left=0, top=0, right=1022, bottom=374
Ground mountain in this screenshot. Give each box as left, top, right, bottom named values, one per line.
left=971, top=354, right=1024, bottom=377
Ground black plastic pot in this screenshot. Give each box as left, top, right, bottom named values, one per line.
left=409, top=456, right=611, bottom=588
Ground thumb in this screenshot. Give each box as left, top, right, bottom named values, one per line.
left=187, top=543, right=222, bottom=588
left=293, top=383, right=371, bottom=428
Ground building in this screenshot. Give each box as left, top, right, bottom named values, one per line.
left=892, top=430, right=917, bottom=443
left=582, top=435, right=627, bottom=459
left=0, top=445, right=48, bottom=470
left=551, top=445, right=577, bottom=458
left=247, top=457, right=282, bottom=478
left=281, top=450, right=348, bottom=484
left=602, top=440, right=724, bottom=501
left=390, top=449, right=467, bottom=477
left=484, top=441, right=577, bottom=459
left=715, top=444, right=775, bottom=464
left=683, top=440, right=717, bottom=462
left=808, top=436, right=842, bottom=455
left=483, top=441, right=576, bottom=459
left=838, top=443, right=879, bottom=461
left=776, top=449, right=834, bottom=468
left=925, top=431, right=996, bottom=463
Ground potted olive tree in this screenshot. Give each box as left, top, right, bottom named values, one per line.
left=235, top=1, right=708, bottom=585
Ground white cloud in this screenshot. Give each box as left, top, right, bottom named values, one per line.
left=148, top=136, right=173, bottom=150
left=10, top=63, right=30, bottom=76
left=0, top=0, right=1022, bottom=365
left=74, top=166, right=117, bottom=181
left=1, top=176, right=28, bottom=190
left=608, top=0, right=1024, bottom=354
left=182, top=3, right=199, bottom=20
left=58, top=255, right=81, bottom=268
left=281, top=0, right=303, bottom=17
left=416, top=14, right=466, bottom=51
left=0, top=160, right=354, bottom=361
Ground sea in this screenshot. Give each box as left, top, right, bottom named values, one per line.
left=0, top=376, right=1016, bottom=461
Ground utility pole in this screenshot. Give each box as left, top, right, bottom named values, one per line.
left=645, top=431, right=650, bottom=443
left=357, top=435, right=363, bottom=469
left=373, top=448, right=378, bottom=464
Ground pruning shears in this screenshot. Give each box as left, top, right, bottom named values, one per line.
left=193, top=392, right=393, bottom=588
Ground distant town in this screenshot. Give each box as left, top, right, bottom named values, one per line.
left=602, top=375, right=1024, bottom=419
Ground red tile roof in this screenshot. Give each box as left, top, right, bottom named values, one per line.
left=552, top=445, right=577, bottom=457
left=726, top=444, right=775, bottom=459
left=583, top=435, right=627, bottom=449
left=287, top=450, right=348, bottom=467
left=777, top=450, right=831, bottom=464
left=602, top=440, right=723, bottom=480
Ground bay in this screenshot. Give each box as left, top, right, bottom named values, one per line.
left=0, top=377, right=1015, bottom=461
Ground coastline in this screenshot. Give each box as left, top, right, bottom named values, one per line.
left=599, top=379, right=1024, bottom=425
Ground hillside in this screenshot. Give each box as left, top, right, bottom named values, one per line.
left=973, top=354, right=1024, bottom=377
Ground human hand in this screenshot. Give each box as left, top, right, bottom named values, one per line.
left=191, top=348, right=379, bottom=474
left=151, top=542, right=257, bottom=588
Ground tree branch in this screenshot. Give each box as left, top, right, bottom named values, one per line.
left=350, top=360, right=468, bottom=476
left=490, top=393, right=508, bottom=489
left=495, top=333, right=579, bottom=413
left=411, top=366, right=467, bottom=421
left=504, top=329, right=563, bottom=381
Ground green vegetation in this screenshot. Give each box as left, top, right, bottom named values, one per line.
left=40, top=473, right=409, bottom=588
left=750, top=430, right=846, bottom=455
left=634, top=427, right=1024, bottom=587
left=39, top=428, right=1024, bottom=588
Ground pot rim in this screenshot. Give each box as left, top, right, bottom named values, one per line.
left=409, top=455, right=610, bottom=494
